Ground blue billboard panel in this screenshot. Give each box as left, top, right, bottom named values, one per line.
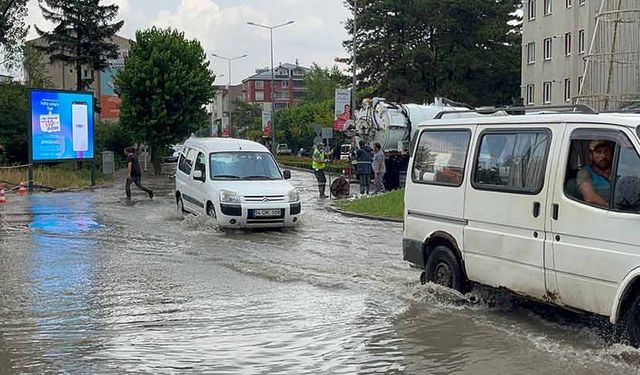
left=30, top=90, right=95, bottom=161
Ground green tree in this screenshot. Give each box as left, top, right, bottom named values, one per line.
left=0, top=0, right=28, bottom=64
left=274, top=99, right=335, bottom=153
left=23, top=44, right=53, bottom=88
left=115, top=27, right=216, bottom=175
left=35, top=0, right=124, bottom=91
left=304, top=63, right=348, bottom=103
left=0, top=82, right=28, bottom=163
left=342, top=0, right=521, bottom=106
left=231, top=99, right=262, bottom=139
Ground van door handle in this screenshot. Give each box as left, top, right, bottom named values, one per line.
left=552, top=204, right=559, bottom=220
left=532, top=202, right=541, bottom=218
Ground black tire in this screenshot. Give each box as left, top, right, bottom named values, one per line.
left=177, top=195, right=185, bottom=213
left=425, top=245, right=465, bottom=292
left=206, top=202, right=217, bottom=219
left=625, top=294, right=640, bottom=348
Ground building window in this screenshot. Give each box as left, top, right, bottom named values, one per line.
left=543, top=81, right=552, bottom=103
left=577, top=76, right=583, bottom=94
left=579, top=0, right=585, bottom=5
left=282, top=81, right=289, bottom=88
left=578, top=29, right=585, bottom=53
left=526, top=84, right=535, bottom=105
left=527, top=42, right=536, bottom=64
left=544, top=38, right=553, bottom=60
left=544, top=0, right=552, bottom=15
left=293, top=68, right=305, bottom=77
left=566, top=0, right=572, bottom=7
left=565, top=32, right=572, bottom=55
left=564, top=78, right=571, bottom=101
left=274, top=102, right=289, bottom=110
left=528, top=0, right=536, bottom=20
left=255, top=91, right=264, bottom=101
left=255, top=81, right=264, bottom=89
left=412, top=130, right=471, bottom=187
left=473, top=131, right=551, bottom=194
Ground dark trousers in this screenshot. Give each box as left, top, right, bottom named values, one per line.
left=314, top=169, right=327, bottom=196
left=126, top=176, right=153, bottom=198
left=358, top=173, right=370, bottom=194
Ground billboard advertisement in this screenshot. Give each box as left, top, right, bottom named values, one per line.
left=333, top=89, right=351, bottom=131
left=221, top=116, right=230, bottom=138
left=262, top=110, right=272, bottom=138
left=29, top=89, right=94, bottom=162
left=99, top=49, right=127, bottom=120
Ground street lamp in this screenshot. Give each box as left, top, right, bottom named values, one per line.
left=247, top=20, right=295, bottom=153
left=211, top=53, right=247, bottom=138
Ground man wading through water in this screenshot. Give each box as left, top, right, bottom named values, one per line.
left=124, top=147, right=154, bottom=201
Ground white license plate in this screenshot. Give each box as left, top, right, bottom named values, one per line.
left=254, top=209, right=281, bottom=217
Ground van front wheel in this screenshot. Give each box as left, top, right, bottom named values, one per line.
left=426, top=245, right=465, bottom=292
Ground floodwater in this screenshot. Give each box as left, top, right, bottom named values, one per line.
left=1, top=170, right=640, bottom=374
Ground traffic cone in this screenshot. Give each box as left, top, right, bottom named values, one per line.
left=18, top=180, right=27, bottom=196
left=0, top=189, right=6, bottom=204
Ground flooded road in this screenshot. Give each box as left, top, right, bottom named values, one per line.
left=1, top=169, right=640, bottom=374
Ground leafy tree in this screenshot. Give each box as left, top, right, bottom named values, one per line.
left=115, top=27, right=216, bottom=175
left=342, top=0, right=521, bottom=106
left=231, top=99, right=262, bottom=138
left=23, top=44, right=53, bottom=88
left=274, top=99, right=335, bottom=153
left=0, top=0, right=28, bottom=64
left=35, top=0, right=124, bottom=91
left=0, top=82, right=28, bottom=163
left=304, top=63, right=348, bottom=103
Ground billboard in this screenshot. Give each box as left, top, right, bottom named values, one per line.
left=99, top=49, right=127, bottom=120
left=262, top=110, right=272, bottom=138
left=29, top=89, right=95, bottom=162
left=333, top=89, right=352, bottom=131
left=221, top=116, right=230, bottom=137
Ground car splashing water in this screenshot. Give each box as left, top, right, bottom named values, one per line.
left=0, top=170, right=639, bottom=374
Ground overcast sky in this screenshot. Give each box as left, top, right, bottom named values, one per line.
left=19, top=0, right=352, bottom=84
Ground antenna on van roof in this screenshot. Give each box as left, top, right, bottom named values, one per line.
left=433, top=103, right=597, bottom=119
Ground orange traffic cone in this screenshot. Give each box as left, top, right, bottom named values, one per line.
left=18, top=180, right=27, bottom=196
left=0, top=189, right=6, bottom=204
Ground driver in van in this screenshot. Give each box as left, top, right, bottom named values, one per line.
left=577, top=140, right=613, bottom=207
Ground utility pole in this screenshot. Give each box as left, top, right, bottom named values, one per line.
left=247, top=20, right=295, bottom=153
left=211, top=53, right=247, bottom=138
left=351, top=0, right=357, bottom=116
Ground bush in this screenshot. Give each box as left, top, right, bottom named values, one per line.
left=95, top=120, right=135, bottom=168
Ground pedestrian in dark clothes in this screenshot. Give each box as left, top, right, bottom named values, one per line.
left=124, top=147, right=154, bottom=200
left=355, top=140, right=373, bottom=195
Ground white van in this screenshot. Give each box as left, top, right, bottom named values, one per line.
left=175, top=137, right=301, bottom=228
left=403, top=106, right=640, bottom=346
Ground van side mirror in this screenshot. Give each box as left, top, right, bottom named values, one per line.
left=283, top=170, right=291, bottom=180
left=193, top=169, right=205, bottom=182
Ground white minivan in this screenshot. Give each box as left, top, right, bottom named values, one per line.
left=175, top=137, right=301, bottom=228
left=403, top=106, right=640, bottom=346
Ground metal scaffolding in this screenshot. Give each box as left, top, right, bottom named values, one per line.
left=576, top=0, right=640, bottom=111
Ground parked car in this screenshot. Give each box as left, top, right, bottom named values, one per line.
left=403, top=106, right=640, bottom=347
left=175, top=137, right=301, bottom=229
left=163, top=144, right=183, bottom=163
left=276, top=143, right=292, bottom=155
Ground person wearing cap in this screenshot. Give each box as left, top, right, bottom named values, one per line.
left=577, top=140, right=613, bottom=207
left=312, top=143, right=328, bottom=198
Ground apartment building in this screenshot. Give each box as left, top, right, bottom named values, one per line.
left=242, top=63, right=309, bottom=110
left=521, top=0, right=598, bottom=106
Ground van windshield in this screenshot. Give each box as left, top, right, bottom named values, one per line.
left=209, top=152, right=282, bottom=180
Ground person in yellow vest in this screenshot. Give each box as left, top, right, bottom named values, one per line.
left=312, top=143, right=328, bottom=198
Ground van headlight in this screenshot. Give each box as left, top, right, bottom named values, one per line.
left=288, top=189, right=300, bottom=202
left=220, top=190, right=240, bottom=204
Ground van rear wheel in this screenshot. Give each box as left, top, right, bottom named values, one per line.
left=426, top=245, right=465, bottom=292
left=624, top=294, right=640, bottom=347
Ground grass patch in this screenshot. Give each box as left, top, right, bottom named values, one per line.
left=0, top=163, right=108, bottom=190
left=335, top=188, right=405, bottom=220
left=276, top=156, right=349, bottom=173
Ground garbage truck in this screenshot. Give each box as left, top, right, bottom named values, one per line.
left=342, top=97, right=471, bottom=190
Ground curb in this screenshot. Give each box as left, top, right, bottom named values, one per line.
left=328, top=204, right=403, bottom=223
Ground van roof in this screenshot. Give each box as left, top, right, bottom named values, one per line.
left=417, top=112, right=640, bottom=130
left=183, top=137, right=270, bottom=153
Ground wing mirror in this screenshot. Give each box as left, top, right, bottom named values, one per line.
left=193, top=169, right=205, bottom=182
left=283, top=170, right=291, bottom=180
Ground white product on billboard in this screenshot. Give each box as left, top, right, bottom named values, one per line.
left=72, top=101, right=89, bottom=152
left=39, top=113, right=61, bottom=133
